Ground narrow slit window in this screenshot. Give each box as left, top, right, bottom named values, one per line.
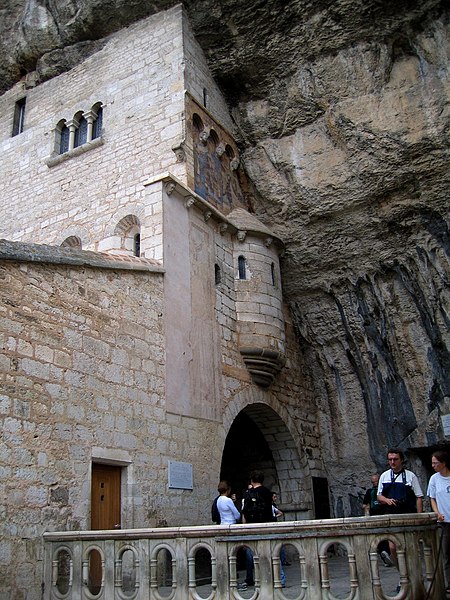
left=215, top=264, right=221, bottom=285
left=271, top=262, right=276, bottom=286
left=134, top=233, right=141, bottom=257
left=238, top=255, right=247, bottom=280
left=12, top=98, right=26, bottom=137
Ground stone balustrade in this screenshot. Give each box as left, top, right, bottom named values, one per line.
left=43, top=513, right=444, bottom=599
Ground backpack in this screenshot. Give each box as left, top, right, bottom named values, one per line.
left=211, top=496, right=220, bottom=524
left=242, top=487, right=268, bottom=523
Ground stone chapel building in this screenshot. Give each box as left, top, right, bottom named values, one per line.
left=0, top=5, right=325, bottom=595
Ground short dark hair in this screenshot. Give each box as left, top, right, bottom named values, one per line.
left=217, top=481, right=230, bottom=494
left=432, top=450, right=450, bottom=467
left=250, top=470, right=264, bottom=484
left=387, top=448, right=405, bottom=461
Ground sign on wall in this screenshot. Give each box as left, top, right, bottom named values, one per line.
left=441, top=414, right=450, bottom=437
left=168, top=460, right=193, bottom=489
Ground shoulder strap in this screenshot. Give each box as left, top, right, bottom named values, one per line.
left=391, top=470, right=404, bottom=483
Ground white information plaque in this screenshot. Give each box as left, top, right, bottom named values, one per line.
left=168, top=460, right=193, bottom=489
left=441, top=414, right=450, bottom=437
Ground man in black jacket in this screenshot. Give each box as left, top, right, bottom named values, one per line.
left=239, top=471, right=274, bottom=589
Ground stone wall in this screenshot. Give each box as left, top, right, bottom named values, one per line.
left=0, top=243, right=224, bottom=600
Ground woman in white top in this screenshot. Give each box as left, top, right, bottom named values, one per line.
left=428, top=450, right=450, bottom=594
left=216, top=481, right=241, bottom=525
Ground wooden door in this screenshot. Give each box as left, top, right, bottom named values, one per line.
left=91, top=463, right=121, bottom=530
left=90, top=464, right=121, bottom=593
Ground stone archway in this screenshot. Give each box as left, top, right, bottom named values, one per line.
left=220, top=403, right=313, bottom=520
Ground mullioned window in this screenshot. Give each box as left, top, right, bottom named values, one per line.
left=48, top=102, right=104, bottom=167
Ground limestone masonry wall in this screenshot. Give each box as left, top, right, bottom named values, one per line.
left=0, top=248, right=224, bottom=599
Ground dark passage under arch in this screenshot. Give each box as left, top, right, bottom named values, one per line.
left=220, top=411, right=277, bottom=499
left=219, top=403, right=315, bottom=520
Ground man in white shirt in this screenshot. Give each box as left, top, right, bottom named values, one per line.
left=377, top=448, right=423, bottom=573
left=377, top=448, right=423, bottom=514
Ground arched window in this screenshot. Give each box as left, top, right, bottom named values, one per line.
left=57, top=120, right=70, bottom=154
left=60, top=236, right=82, bottom=249
left=75, top=115, right=88, bottom=148
left=192, top=113, right=203, bottom=133
left=54, top=102, right=103, bottom=157
left=225, top=145, right=235, bottom=159
left=92, top=105, right=103, bottom=140
left=210, top=129, right=219, bottom=146
left=109, top=214, right=141, bottom=256
left=238, top=255, right=247, bottom=280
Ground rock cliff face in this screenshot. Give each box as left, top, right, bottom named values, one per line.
left=1, top=0, right=449, bottom=510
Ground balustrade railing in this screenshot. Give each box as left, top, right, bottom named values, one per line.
left=43, top=513, right=444, bottom=599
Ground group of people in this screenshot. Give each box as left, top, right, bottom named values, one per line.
left=213, top=470, right=286, bottom=589
left=363, top=447, right=450, bottom=595
left=214, top=450, right=450, bottom=594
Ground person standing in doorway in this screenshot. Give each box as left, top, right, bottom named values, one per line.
left=427, top=450, right=450, bottom=595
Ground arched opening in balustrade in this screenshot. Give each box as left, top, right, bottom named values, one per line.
left=275, top=542, right=302, bottom=598
left=118, top=546, right=138, bottom=596
left=55, top=546, right=72, bottom=595
left=372, top=534, right=408, bottom=597
left=188, top=544, right=215, bottom=598
left=153, top=546, right=175, bottom=597
left=220, top=403, right=312, bottom=519
left=87, top=547, right=103, bottom=596
left=233, top=544, right=258, bottom=593
left=322, top=542, right=352, bottom=598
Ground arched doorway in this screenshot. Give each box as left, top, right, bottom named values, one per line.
left=220, top=403, right=314, bottom=520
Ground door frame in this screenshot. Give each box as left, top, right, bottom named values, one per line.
left=89, top=450, right=132, bottom=529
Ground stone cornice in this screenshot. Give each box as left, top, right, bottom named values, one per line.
left=0, top=239, right=165, bottom=273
